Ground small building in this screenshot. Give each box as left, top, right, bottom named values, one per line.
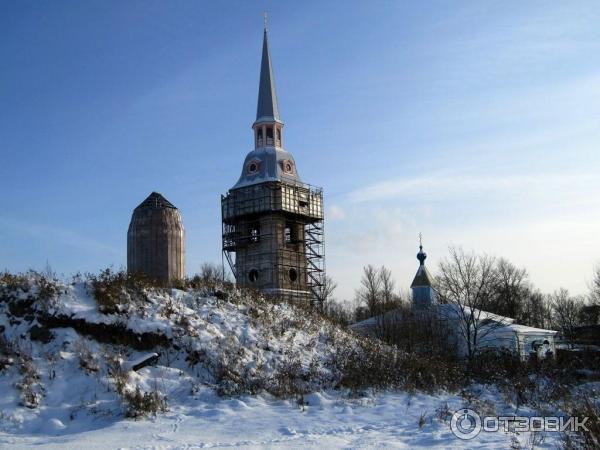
left=352, top=243, right=557, bottom=360
left=221, top=25, right=325, bottom=304
left=434, top=304, right=558, bottom=360
left=127, top=192, right=185, bottom=284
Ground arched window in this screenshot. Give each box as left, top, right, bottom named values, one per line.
left=288, top=268, right=298, bottom=282
left=248, top=269, right=259, bottom=283
left=266, top=127, right=274, bottom=146
left=256, top=128, right=264, bottom=147
left=284, top=221, right=298, bottom=243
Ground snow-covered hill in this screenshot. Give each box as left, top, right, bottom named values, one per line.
left=0, top=272, right=575, bottom=448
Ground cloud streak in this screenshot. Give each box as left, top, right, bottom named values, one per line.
left=348, top=172, right=598, bottom=203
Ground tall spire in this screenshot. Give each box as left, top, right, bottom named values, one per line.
left=255, top=19, right=281, bottom=125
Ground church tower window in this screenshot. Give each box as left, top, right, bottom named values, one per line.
left=256, top=128, right=263, bottom=147
left=249, top=222, right=260, bottom=243
left=248, top=269, right=259, bottom=283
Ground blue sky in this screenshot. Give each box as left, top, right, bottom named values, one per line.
left=1, top=1, right=599, bottom=302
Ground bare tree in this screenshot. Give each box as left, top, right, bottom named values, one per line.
left=578, top=264, right=600, bottom=325
left=491, top=258, right=529, bottom=321
left=549, top=288, right=584, bottom=344
left=591, top=263, right=600, bottom=304
left=323, top=298, right=353, bottom=325
left=521, top=289, right=552, bottom=329
left=192, top=262, right=232, bottom=289
left=378, top=266, right=396, bottom=310
left=354, top=265, right=382, bottom=318
left=374, top=266, right=404, bottom=338
left=317, top=275, right=338, bottom=310
left=436, top=247, right=509, bottom=361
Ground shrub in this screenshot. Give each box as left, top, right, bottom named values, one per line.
left=73, top=338, right=99, bottom=373
left=88, top=269, right=153, bottom=314
left=562, top=396, right=600, bottom=450
left=35, top=274, right=60, bottom=311
left=124, top=385, right=167, bottom=418
left=14, top=346, right=41, bottom=409
left=329, top=338, right=401, bottom=392
left=398, top=352, right=464, bottom=393
left=105, top=349, right=128, bottom=395
left=0, top=334, right=15, bottom=371
left=0, top=272, right=29, bottom=297
left=271, top=359, right=310, bottom=398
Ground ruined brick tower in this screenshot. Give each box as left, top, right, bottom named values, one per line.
left=127, top=192, right=185, bottom=284
left=221, top=25, right=325, bottom=304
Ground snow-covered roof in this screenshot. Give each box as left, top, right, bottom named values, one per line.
left=437, top=303, right=515, bottom=325
left=438, top=304, right=557, bottom=336
left=232, top=146, right=302, bottom=189
left=503, top=323, right=558, bottom=335
left=350, top=309, right=404, bottom=331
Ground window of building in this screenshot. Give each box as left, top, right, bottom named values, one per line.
left=266, top=126, right=274, bottom=145
left=249, top=222, right=260, bottom=243
left=288, top=268, right=298, bottom=282
left=298, top=191, right=308, bottom=208
left=282, top=160, right=294, bottom=174
left=256, top=128, right=263, bottom=147
left=284, top=222, right=297, bottom=243
left=247, top=159, right=260, bottom=175
left=248, top=269, right=259, bottom=283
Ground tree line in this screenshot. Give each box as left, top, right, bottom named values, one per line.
left=323, top=247, right=600, bottom=341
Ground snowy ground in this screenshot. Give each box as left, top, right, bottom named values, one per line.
left=0, top=276, right=572, bottom=449
left=0, top=387, right=562, bottom=449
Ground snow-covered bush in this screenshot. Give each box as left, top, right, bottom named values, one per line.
left=73, top=337, right=99, bottom=373
left=0, top=333, right=15, bottom=371
left=14, top=345, right=42, bottom=409
left=123, top=385, right=167, bottom=418
left=562, top=395, right=600, bottom=450
left=88, top=268, right=151, bottom=314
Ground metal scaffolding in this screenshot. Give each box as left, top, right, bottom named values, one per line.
left=221, top=181, right=325, bottom=306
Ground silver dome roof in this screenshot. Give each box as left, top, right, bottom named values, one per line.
left=232, top=146, right=302, bottom=189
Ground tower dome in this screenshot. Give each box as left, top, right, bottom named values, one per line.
left=127, top=192, right=185, bottom=284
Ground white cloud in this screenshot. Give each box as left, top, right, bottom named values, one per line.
left=348, top=172, right=598, bottom=203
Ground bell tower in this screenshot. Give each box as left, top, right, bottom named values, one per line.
left=221, top=24, right=325, bottom=304
left=411, top=236, right=436, bottom=310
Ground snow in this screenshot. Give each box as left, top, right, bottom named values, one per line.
left=0, top=388, right=564, bottom=449
left=0, top=276, right=575, bottom=448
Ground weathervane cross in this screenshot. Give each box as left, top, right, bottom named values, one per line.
left=419, top=232, right=423, bottom=248
left=264, top=11, right=268, bottom=30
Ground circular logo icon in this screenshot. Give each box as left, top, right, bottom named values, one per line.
left=450, top=408, right=482, bottom=440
